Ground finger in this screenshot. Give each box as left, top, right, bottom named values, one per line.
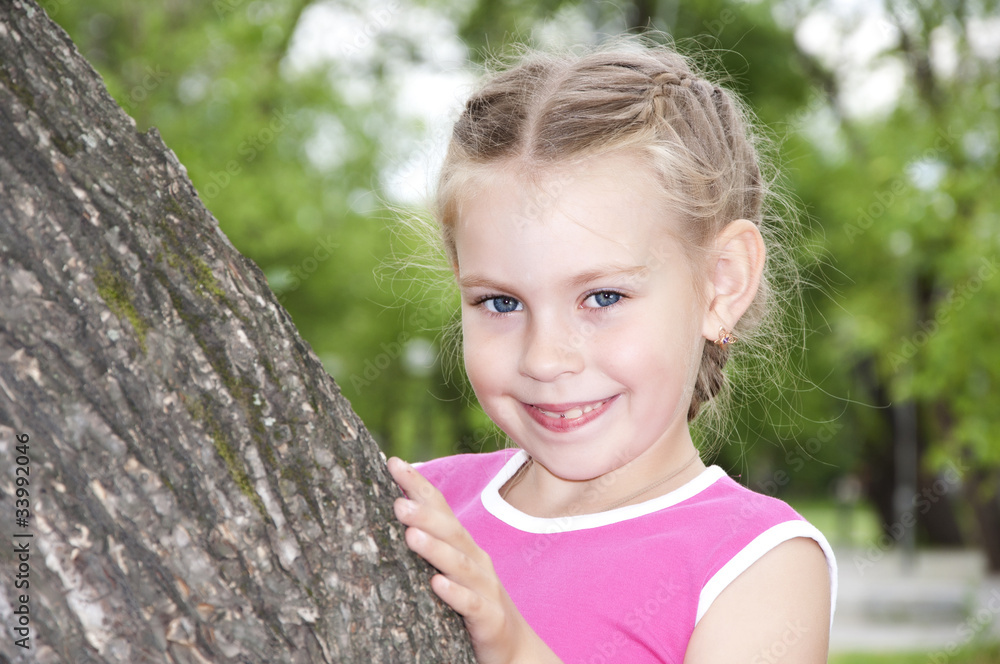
left=405, top=525, right=473, bottom=575
left=387, top=456, right=411, bottom=499
left=389, top=459, right=493, bottom=573
left=393, top=494, right=452, bottom=532
left=387, top=457, right=443, bottom=505
left=393, top=496, right=417, bottom=524
left=395, top=496, right=488, bottom=567
left=388, top=457, right=452, bottom=525
left=405, top=525, right=488, bottom=592
left=430, top=573, right=493, bottom=622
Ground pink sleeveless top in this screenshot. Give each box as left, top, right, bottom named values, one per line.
left=416, top=449, right=837, bottom=663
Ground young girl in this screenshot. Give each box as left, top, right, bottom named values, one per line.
left=387, top=39, right=837, bottom=664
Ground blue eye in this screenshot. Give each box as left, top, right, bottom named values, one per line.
left=584, top=291, right=622, bottom=308
left=484, top=296, right=522, bottom=314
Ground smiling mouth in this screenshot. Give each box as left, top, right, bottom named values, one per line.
left=531, top=398, right=613, bottom=421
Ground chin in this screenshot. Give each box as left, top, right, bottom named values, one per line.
left=534, top=446, right=635, bottom=482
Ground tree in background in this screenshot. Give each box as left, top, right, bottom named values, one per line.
left=781, top=0, right=1000, bottom=569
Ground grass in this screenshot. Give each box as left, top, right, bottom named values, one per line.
left=831, top=642, right=1000, bottom=663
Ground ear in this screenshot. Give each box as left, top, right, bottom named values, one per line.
left=700, top=219, right=766, bottom=341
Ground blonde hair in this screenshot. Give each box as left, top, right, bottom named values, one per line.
left=432, top=36, right=799, bottom=431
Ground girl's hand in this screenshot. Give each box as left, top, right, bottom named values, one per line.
left=387, top=457, right=562, bottom=664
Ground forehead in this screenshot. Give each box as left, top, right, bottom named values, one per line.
left=452, top=152, right=680, bottom=272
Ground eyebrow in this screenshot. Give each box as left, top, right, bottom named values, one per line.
left=458, top=264, right=648, bottom=291
left=565, top=264, right=648, bottom=288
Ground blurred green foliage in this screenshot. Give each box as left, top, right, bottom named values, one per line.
left=49, top=0, right=999, bottom=556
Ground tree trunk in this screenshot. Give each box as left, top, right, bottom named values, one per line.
left=0, top=1, right=476, bottom=662
left=967, top=470, right=1000, bottom=573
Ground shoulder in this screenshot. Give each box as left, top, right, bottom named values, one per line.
left=697, top=472, right=803, bottom=528
left=680, top=472, right=837, bottom=662
left=684, top=536, right=833, bottom=663
left=690, top=472, right=837, bottom=623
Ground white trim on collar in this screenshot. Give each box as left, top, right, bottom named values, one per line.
left=480, top=449, right=728, bottom=534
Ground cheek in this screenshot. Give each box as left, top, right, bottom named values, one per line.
left=598, top=313, right=702, bottom=381
left=462, top=346, right=488, bottom=398
left=461, top=315, right=507, bottom=399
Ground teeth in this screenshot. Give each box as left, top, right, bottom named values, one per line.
left=535, top=399, right=607, bottom=420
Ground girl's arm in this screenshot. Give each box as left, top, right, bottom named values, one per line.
left=388, top=457, right=564, bottom=664
left=683, top=536, right=832, bottom=663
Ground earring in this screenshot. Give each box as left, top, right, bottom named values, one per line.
left=714, top=326, right=737, bottom=347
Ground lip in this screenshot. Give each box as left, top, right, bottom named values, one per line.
left=521, top=394, right=619, bottom=433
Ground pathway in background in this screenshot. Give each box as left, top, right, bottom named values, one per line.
left=831, top=547, right=1000, bottom=655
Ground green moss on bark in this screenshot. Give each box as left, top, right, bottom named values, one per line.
left=95, top=262, right=149, bottom=352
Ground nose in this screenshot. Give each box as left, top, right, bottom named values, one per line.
left=518, top=313, right=584, bottom=382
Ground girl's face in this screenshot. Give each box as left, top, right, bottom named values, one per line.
left=454, top=152, right=710, bottom=484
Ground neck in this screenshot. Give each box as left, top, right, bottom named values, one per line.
left=502, top=446, right=706, bottom=518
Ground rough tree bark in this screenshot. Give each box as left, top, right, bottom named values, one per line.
left=0, top=1, right=476, bottom=662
